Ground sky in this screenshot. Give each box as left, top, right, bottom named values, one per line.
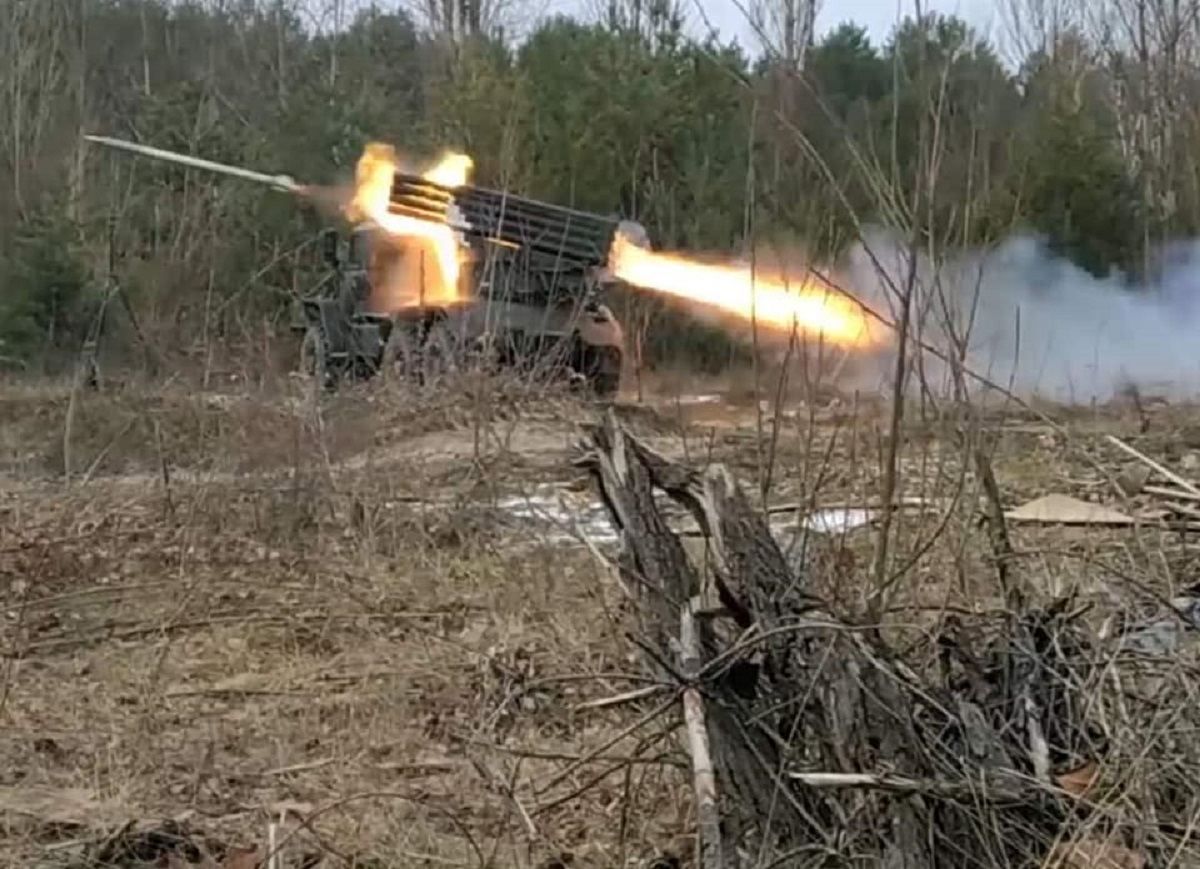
left=553, top=0, right=1009, bottom=55
left=707, top=0, right=1000, bottom=47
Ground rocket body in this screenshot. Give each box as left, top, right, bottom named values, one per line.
left=84, top=134, right=301, bottom=193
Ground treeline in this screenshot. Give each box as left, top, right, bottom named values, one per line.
left=0, top=0, right=1192, bottom=373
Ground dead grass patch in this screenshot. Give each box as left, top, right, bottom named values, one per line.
left=5, top=377, right=1200, bottom=866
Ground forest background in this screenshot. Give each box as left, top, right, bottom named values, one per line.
left=0, top=0, right=1185, bottom=378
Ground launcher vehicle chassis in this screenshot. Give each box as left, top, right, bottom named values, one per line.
left=292, top=225, right=625, bottom=398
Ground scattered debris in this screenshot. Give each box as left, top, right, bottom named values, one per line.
left=1143, top=484, right=1200, bottom=502
left=1110, top=586, right=1200, bottom=655
left=1093, top=435, right=1200, bottom=528
left=1105, top=434, right=1200, bottom=496
left=1005, top=493, right=1139, bottom=526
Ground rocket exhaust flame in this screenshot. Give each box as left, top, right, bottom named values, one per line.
left=345, top=143, right=473, bottom=306
left=607, top=232, right=875, bottom=347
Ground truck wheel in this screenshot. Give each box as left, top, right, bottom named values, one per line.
left=587, top=346, right=622, bottom=400
left=299, top=327, right=330, bottom=390
left=419, top=322, right=460, bottom=384
left=382, top=325, right=419, bottom=382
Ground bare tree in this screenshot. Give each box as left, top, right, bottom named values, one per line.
left=748, top=0, right=820, bottom=71
left=408, top=0, right=531, bottom=41
left=1001, top=0, right=1080, bottom=64
left=1076, top=0, right=1200, bottom=274
left=0, top=0, right=72, bottom=218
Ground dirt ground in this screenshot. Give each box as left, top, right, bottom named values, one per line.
left=3, top=372, right=1199, bottom=867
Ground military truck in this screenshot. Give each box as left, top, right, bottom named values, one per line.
left=80, top=134, right=633, bottom=397
left=292, top=223, right=626, bottom=398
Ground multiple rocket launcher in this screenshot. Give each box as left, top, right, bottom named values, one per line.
left=82, top=134, right=876, bottom=347
left=84, top=134, right=633, bottom=276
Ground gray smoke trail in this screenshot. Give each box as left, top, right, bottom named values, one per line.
left=841, top=230, right=1200, bottom=402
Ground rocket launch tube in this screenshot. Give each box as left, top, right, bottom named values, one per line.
left=390, top=174, right=621, bottom=271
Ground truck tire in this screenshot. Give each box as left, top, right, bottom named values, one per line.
left=299, top=326, right=330, bottom=390
left=382, top=324, right=419, bottom=382
left=586, top=345, right=621, bottom=400
left=419, top=320, right=462, bottom=384
left=383, top=316, right=462, bottom=386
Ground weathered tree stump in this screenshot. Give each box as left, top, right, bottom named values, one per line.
left=580, top=411, right=1099, bottom=868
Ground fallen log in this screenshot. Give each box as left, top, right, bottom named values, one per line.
left=578, top=410, right=1105, bottom=868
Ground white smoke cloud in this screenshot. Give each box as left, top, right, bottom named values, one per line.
left=840, top=229, right=1200, bottom=403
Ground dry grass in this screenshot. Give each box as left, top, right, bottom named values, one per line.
left=1, top=375, right=694, bottom=868
left=4, top=371, right=1200, bottom=867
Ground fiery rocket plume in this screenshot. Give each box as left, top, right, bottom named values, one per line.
left=608, top=233, right=874, bottom=347
left=345, top=143, right=473, bottom=306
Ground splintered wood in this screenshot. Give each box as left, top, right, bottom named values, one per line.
left=580, top=411, right=1147, bottom=869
